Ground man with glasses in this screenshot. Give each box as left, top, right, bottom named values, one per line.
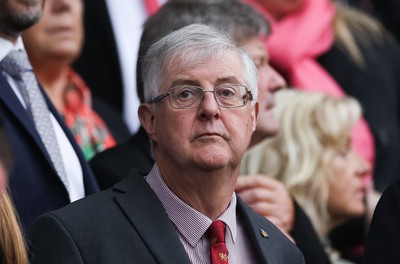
left=30, top=24, right=304, bottom=264
left=150, top=85, right=252, bottom=109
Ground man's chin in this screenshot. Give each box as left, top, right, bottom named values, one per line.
left=194, top=158, right=229, bottom=171
left=7, top=9, right=42, bottom=32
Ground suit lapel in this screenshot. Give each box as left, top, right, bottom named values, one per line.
left=0, top=74, right=98, bottom=194
left=237, top=196, right=281, bottom=264
left=113, top=173, right=295, bottom=264
left=113, top=173, right=191, bottom=264
left=43, top=87, right=99, bottom=194
left=0, top=75, right=56, bottom=170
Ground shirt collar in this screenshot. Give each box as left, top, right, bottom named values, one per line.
left=145, top=164, right=238, bottom=247
left=0, top=36, right=25, bottom=61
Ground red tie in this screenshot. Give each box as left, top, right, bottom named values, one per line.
left=209, top=220, right=229, bottom=263
left=143, top=0, right=160, bottom=16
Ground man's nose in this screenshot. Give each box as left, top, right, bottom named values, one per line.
left=197, top=91, right=221, bottom=120
left=269, top=67, right=286, bottom=93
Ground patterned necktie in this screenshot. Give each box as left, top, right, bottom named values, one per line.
left=1, top=50, right=69, bottom=192
left=209, top=220, right=229, bottom=263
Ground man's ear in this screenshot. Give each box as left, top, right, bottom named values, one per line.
left=138, top=104, right=157, bottom=141
left=252, top=102, right=259, bottom=132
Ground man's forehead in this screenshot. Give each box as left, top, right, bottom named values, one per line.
left=169, top=76, right=244, bottom=88
left=165, top=52, right=246, bottom=84
left=168, top=48, right=242, bottom=68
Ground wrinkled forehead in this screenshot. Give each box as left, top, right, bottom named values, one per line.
left=162, top=48, right=247, bottom=86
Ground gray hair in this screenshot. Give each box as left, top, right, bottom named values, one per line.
left=137, top=0, right=270, bottom=103
left=142, top=23, right=258, bottom=105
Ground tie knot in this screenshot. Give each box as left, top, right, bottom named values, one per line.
left=1, top=50, right=33, bottom=79
left=209, top=220, right=226, bottom=245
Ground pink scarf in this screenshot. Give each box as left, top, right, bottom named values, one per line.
left=144, top=0, right=161, bottom=16
left=247, top=0, right=375, bottom=173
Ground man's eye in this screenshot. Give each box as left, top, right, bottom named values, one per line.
left=177, top=89, right=196, bottom=99
left=218, top=88, right=237, bottom=97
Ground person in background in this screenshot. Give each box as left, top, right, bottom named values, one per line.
left=22, top=0, right=118, bottom=160
left=246, top=0, right=400, bottom=194
left=0, top=0, right=99, bottom=237
left=73, top=0, right=166, bottom=134
left=0, top=122, right=28, bottom=264
left=242, top=89, right=371, bottom=263
left=30, top=24, right=305, bottom=264
left=246, top=0, right=397, bottom=260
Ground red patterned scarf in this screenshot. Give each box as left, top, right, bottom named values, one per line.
left=64, top=69, right=116, bottom=160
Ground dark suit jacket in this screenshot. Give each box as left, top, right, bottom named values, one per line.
left=0, top=73, right=99, bottom=236
left=73, top=0, right=123, bottom=115
left=363, top=178, right=400, bottom=263
left=90, top=127, right=330, bottom=264
left=30, top=171, right=305, bottom=264
left=291, top=202, right=331, bottom=264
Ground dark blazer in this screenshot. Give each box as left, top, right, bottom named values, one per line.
left=90, top=127, right=330, bottom=264
left=291, top=202, right=331, bottom=264
left=363, top=178, right=400, bottom=263
left=30, top=171, right=305, bottom=264
left=0, top=73, right=99, bottom=235
left=73, top=0, right=123, bottom=115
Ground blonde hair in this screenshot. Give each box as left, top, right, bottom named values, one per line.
left=241, top=89, right=361, bottom=236
left=333, top=1, right=394, bottom=67
left=0, top=190, right=28, bottom=264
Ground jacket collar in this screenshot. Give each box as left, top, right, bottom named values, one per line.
left=113, top=171, right=292, bottom=264
left=113, top=171, right=192, bottom=264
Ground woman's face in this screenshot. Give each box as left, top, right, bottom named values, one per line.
left=257, top=0, right=306, bottom=20
left=327, top=138, right=371, bottom=228
left=22, top=0, right=83, bottom=64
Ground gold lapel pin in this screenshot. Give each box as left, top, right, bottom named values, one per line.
left=260, top=228, right=269, bottom=239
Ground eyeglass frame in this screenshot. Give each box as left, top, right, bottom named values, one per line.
left=150, top=84, right=254, bottom=109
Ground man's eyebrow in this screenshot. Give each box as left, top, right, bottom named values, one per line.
left=215, top=76, right=241, bottom=85
left=170, top=79, right=200, bottom=88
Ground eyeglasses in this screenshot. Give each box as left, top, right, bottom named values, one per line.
left=150, top=84, right=253, bottom=109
